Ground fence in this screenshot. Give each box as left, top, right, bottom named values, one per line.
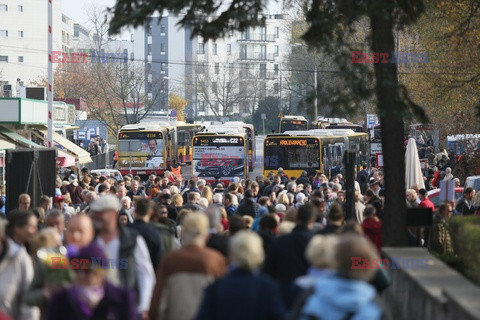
left=82, top=150, right=114, bottom=170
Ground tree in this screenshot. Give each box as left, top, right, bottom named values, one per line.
left=109, top=0, right=428, bottom=246
left=195, top=59, right=258, bottom=117
left=168, top=93, right=188, bottom=121
left=252, top=96, right=282, bottom=134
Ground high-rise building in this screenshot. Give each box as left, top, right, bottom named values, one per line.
left=134, top=13, right=291, bottom=117
left=0, top=0, right=62, bottom=95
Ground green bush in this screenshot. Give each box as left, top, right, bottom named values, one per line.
left=447, top=216, right=480, bottom=285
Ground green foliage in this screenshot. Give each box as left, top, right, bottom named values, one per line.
left=109, top=0, right=265, bottom=40
left=446, top=216, right=480, bottom=285
left=251, top=96, right=281, bottom=134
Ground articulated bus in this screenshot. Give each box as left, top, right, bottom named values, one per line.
left=174, top=123, right=202, bottom=163
left=118, top=123, right=174, bottom=177
left=117, top=122, right=201, bottom=177
left=263, top=129, right=369, bottom=179
left=223, top=121, right=256, bottom=171
left=192, top=130, right=248, bottom=185
left=279, top=116, right=309, bottom=133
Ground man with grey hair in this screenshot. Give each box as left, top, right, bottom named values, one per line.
left=45, top=209, right=65, bottom=241
left=0, top=219, right=39, bottom=319
left=80, top=191, right=98, bottom=212
left=149, top=213, right=227, bottom=320
left=90, top=194, right=155, bottom=319
left=181, top=192, right=201, bottom=211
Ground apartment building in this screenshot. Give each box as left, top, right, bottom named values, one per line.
left=0, top=0, right=62, bottom=96
left=134, top=13, right=291, bottom=117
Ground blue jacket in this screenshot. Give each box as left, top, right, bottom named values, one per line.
left=300, top=275, right=381, bottom=320
left=195, top=268, right=286, bottom=320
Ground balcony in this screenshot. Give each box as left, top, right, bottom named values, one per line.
left=240, top=71, right=278, bottom=80
left=238, top=34, right=276, bottom=42
left=238, top=52, right=275, bottom=61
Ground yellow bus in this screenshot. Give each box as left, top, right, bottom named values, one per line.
left=192, top=130, right=248, bottom=186
left=279, top=115, right=308, bottom=133
left=263, top=129, right=369, bottom=179
left=118, top=122, right=202, bottom=177
left=118, top=122, right=174, bottom=177
left=174, top=123, right=202, bottom=164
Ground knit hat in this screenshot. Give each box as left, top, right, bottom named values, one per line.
left=73, top=242, right=107, bottom=261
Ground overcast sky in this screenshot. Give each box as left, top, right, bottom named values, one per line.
left=62, top=0, right=284, bottom=40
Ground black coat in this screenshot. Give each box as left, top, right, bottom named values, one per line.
left=129, top=220, right=163, bottom=270
left=262, top=225, right=313, bottom=285
left=236, top=198, right=259, bottom=218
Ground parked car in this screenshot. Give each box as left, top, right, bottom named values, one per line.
left=91, top=169, right=123, bottom=181
left=427, top=187, right=464, bottom=209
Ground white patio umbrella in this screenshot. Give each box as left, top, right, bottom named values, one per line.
left=405, top=138, right=425, bottom=190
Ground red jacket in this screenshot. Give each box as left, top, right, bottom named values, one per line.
left=362, top=218, right=382, bottom=252
left=419, top=197, right=435, bottom=210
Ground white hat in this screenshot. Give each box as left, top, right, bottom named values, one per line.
left=275, top=204, right=287, bottom=212
left=89, top=194, right=121, bottom=212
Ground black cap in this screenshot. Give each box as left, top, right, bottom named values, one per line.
left=419, top=189, right=427, bottom=196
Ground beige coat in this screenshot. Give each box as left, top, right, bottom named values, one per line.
left=0, top=238, right=39, bottom=320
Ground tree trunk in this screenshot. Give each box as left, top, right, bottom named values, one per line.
left=370, top=8, right=408, bottom=246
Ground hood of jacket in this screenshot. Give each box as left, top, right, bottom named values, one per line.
left=301, top=275, right=380, bottom=320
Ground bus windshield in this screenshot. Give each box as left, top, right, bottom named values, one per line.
left=264, top=137, right=320, bottom=170
left=193, top=135, right=246, bottom=179
left=280, top=120, right=308, bottom=132
left=118, top=131, right=164, bottom=168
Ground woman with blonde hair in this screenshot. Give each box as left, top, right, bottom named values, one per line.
left=201, top=185, right=213, bottom=205
left=277, top=192, right=289, bottom=206
left=195, top=231, right=286, bottom=320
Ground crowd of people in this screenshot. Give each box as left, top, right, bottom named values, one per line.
left=0, top=163, right=457, bottom=320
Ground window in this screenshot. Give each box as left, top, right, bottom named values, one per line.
left=274, top=82, right=279, bottom=94
left=160, top=43, right=166, bottom=54
left=0, top=4, right=7, bottom=11
left=199, top=100, right=206, bottom=112
left=275, top=27, right=279, bottom=38
left=0, top=30, right=8, bottom=37
left=274, top=64, right=279, bottom=75
left=259, top=64, right=267, bottom=79
left=161, top=62, right=167, bottom=71
left=17, top=5, right=23, bottom=12
left=227, top=44, right=231, bottom=55
left=213, top=43, right=217, bottom=55
left=274, top=45, right=279, bottom=57
left=160, top=24, right=166, bottom=34
left=18, top=31, right=23, bottom=38
left=146, top=63, right=152, bottom=74
left=0, top=55, right=8, bottom=62
left=215, top=63, right=219, bottom=74
left=197, top=43, right=205, bottom=54
left=260, top=82, right=267, bottom=98
left=229, top=63, right=234, bottom=76
left=146, top=24, right=152, bottom=35
left=148, top=44, right=152, bottom=55
left=18, top=56, right=24, bottom=63
left=212, top=82, right=217, bottom=94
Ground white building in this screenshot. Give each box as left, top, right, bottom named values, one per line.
left=0, top=0, right=62, bottom=95
left=133, top=13, right=291, bottom=117
left=195, top=14, right=291, bottom=117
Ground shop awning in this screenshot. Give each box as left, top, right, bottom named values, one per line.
left=0, top=138, right=16, bottom=150
left=39, top=130, right=92, bottom=164
left=57, top=150, right=76, bottom=167
left=0, top=126, right=44, bottom=148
